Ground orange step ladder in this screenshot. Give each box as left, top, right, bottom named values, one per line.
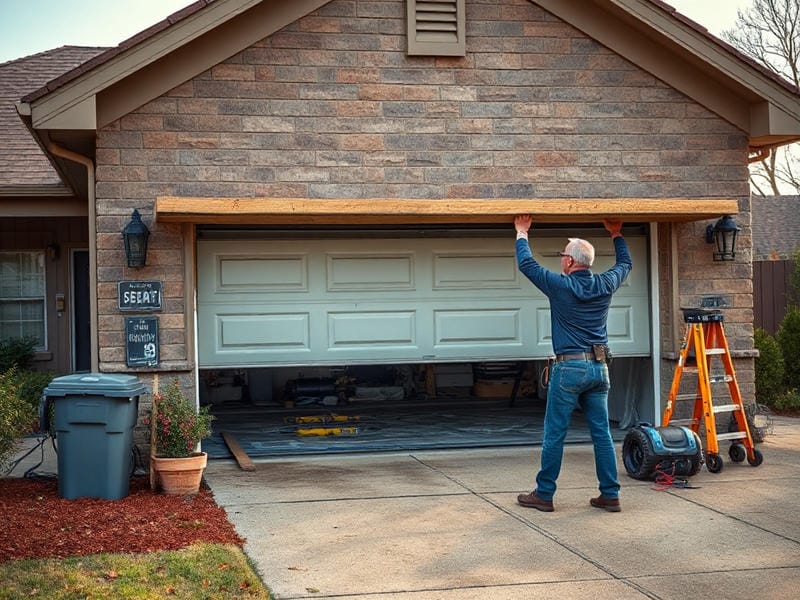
left=661, top=309, right=764, bottom=473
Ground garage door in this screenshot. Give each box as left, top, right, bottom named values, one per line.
left=196, top=234, right=649, bottom=367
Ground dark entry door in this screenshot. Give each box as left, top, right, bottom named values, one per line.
left=73, top=250, right=90, bottom=372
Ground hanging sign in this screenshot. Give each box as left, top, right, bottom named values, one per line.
left=125, top=316, right=159, bottom=367
left=118, top=280, right=163, bottom=312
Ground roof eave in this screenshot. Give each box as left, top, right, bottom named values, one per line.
left=25, top=0, right=331, bottom=132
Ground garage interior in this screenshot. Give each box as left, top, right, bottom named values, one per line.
left=200, top=357, right=652, bottom=459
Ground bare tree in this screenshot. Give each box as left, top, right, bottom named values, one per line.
left=723, top=0, right=800, bottom=195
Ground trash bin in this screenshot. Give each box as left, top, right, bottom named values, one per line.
left=44, top=373, right=146, bottom=500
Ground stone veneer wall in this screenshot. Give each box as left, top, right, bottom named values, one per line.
left=92, top=0, right=754, bottom=431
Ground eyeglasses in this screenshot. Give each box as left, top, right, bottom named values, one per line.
left=558, top=252, right=572, bottom=258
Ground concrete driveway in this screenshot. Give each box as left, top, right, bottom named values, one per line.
left=204, top=416, right=800, bottom=599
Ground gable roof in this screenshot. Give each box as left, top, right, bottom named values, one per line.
left=0, top=46, right=106, bottom=193
left=8, top=0, right=800, bottom=201
left=16, top=0, right=800, bottom=152
left=752, top=195, right=800, bottom=259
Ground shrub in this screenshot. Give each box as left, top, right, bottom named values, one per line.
left=790, top=245, right=800, bottom=307
left=777, top=306, right=800, bottom=391
left=0, top=367, right=33, bottom=473
left=0, top=337, right=37, bottom=372
left=773, top=388, right=800, bottom=412
left=13, top=370, right=53, bottom=413
left=145, top=378, right=214, bottom=458
left=753, top=328, right=785, bottom=408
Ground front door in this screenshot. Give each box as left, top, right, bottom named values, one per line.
left=72, top=249, right=90, bottom=372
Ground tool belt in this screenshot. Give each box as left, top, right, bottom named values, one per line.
left=555, top=352, right=596, bottom=363
left=554, top=344, right=612, bottom=364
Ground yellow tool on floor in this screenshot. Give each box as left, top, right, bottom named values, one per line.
left=661, top=309, right=764, bottom=473
left=295, top=426, right=359, bottom=437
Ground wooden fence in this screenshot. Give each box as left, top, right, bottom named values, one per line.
left=753, top=259, right=795, bottom=335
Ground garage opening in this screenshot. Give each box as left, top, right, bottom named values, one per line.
left=200, top=358, right=651, bottom=458
left=195, top=224, right=654, bottom=458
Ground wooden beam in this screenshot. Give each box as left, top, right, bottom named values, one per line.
left=156, top=197, right=738, bottom=225
left=221, top=431, right=256, bottom=472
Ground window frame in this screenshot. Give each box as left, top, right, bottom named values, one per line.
left=0, top=250, right=48, bottom=351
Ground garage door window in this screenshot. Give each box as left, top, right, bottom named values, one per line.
left=0, top=252, right=46, bottom=349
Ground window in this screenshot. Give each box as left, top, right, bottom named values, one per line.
left=407, top=0, right=466, bottom=56
left=0, top=252, right=46, bottom=349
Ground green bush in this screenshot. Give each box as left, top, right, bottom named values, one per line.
left=777, top=306, right=800, bottom=391
left=790, top=246, right=800, bottom=307
left=146, top=378, right=214, bottom=458
left=13, top=370, right=53, bottom=414
left=753, top=328, right=785, bottom=408
left=773, top=388, right=800, bottom=412
left=0, top=367, right=33, bottom=473
left=0, top=337, right=38, bottom=372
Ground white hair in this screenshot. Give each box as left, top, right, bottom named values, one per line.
left=566, top=238, right=595, bottom=266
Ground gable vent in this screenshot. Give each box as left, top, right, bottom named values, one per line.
left=407, top=0, right=465, bottom=56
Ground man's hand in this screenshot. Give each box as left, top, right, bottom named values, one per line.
left=515, top=214, right=532, bottom=233
left=603, top=219, right=623, bottom=238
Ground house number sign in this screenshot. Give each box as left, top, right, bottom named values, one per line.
left=125, top=316, right=159, bottom=367
left=118, top=280, right=163, bottom=312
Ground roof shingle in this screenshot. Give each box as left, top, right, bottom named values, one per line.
left=752, top=195, right=800, bottom=259
left=0, top=46, right=107, bottom=187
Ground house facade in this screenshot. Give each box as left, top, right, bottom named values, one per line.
left=5, top=0, right=800, bottom=453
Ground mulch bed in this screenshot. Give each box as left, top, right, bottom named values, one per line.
left=0, top=476, right=243, bottom=562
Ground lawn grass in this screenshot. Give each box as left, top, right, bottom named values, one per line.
left=0, top=543, right=271, bottom=599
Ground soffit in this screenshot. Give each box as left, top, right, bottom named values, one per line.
left=155, top=197, right=739, bottom=225
left=0, top=196, right=86, bottom=217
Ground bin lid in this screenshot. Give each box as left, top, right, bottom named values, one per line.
left=44, top=373, right=148, bottom=398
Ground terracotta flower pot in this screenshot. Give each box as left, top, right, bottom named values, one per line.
left=151, top=452, right=208, bottom=495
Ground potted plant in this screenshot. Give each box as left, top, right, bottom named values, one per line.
left=146, top=378, right=214, bottom=495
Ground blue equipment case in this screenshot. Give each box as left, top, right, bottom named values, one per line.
left=622, top=423, right=704, bottom=480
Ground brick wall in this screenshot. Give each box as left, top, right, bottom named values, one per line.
left=94, top=0, right=754, bottom=406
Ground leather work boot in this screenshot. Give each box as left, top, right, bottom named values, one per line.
left=517, top=490, right=554, bottom=512
left=590, top=495, right=621, bottom=512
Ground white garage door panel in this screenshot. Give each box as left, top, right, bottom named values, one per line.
left=217, top=255, right=308, bottom=292
left=328, top=254, right=414, bottom=290
left=197, top=236, right=649, bottom=367
left=435, top=309, right=520, bottom=344
left=434, top=254, right=519, bottom=288
left=217, top=312, right=310, bottom=351
left=329, top=311, right=416, bottom=346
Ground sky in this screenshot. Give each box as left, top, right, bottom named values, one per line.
left=0, top=0, right=756, bottom=65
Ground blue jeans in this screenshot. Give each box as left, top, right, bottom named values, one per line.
left=535, top=359, right=620, bottom=500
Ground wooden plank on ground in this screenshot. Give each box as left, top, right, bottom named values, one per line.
left=221, top=432, right=256, bottom=471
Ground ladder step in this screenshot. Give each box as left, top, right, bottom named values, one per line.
left=715, top=431, right=748, bottom=441
left=667, top=418, right=699, bottom=426
left=675, top=393, right=701, bottom=401
left=709, top=375, right=733, bottom=383
left=705, top=348, right=726, bottom=355
left=712, top=404, right=741, bottom=414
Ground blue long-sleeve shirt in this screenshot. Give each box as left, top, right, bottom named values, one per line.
left=516, top=236, right=633, bottom=355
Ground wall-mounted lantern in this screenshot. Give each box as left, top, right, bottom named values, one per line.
left=705, top=215, right=740, bottom=262
left=45, top=243, right=60, bottom=261
left=122, top=209, right=150, bottom=268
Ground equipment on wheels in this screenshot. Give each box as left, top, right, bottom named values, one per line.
left=661, top=309, right=764, bottom=473
left=622, top=423, right=703, bottom=480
